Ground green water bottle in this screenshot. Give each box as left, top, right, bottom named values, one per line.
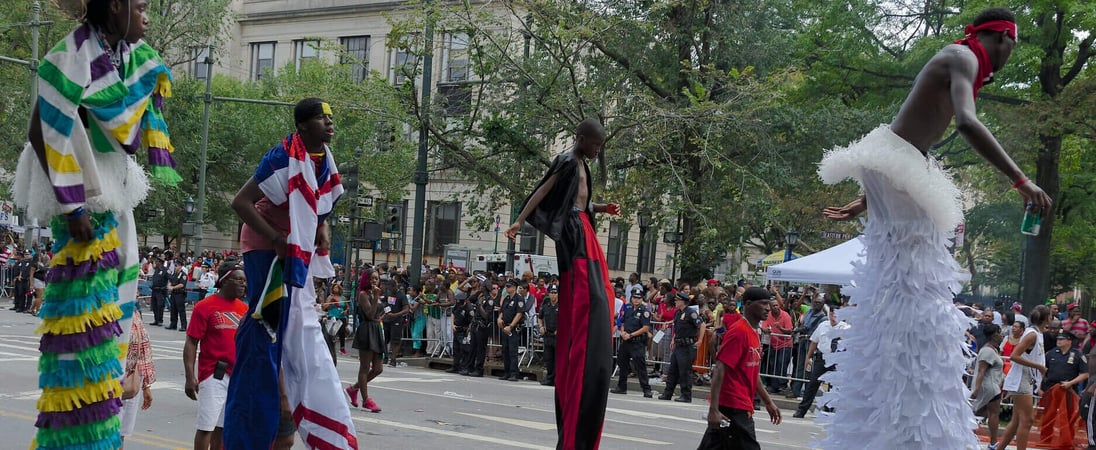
left=1020, top=204, right=1041, bottom=236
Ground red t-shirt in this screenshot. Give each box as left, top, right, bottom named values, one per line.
left=762, top=309, right=793, bottom=349
left=716, top=317, right=762, bottom=411
left=186, top=293, right=248, bottom=382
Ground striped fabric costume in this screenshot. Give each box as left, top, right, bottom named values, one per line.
left=13, top=23, right=179, bottom=450
left=224, top=132, right=355, bottom=449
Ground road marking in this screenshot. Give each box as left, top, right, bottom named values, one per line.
left=353, top=415, right=554, bottom=449
left=457, top=412, right=671, bottom=445
left=0, top=407, right=190, bottom=449
left=0, top=390, right=41, bottom=400
left=370, top=377, right=457, bottom=383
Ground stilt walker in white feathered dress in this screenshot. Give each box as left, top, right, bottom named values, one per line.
left=816, top=7, right=1052, bottom=450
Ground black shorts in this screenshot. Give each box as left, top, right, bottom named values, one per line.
left=697, top=406, right=760, bottom=450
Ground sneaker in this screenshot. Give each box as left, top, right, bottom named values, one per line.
left=610, top=387, right=627, bottom=395
left=364, top=397, right=381, bottom=413
left=785, top=392, right=799, bottom=399
left=345, top=386, right=359, bottom=407
left=673, top=396, right=691, bottom=403
left=792, top=411, right=806, bottom=418
left=986, top=444, right=997, bottom=450
left=340, top=348, right=348, bottom=355
left=643, top=391, right=653, bottom=398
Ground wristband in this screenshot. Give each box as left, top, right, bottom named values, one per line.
left=65, top=207, right=86, bottom=221
left=1012, top=177, right=1028, bottom=189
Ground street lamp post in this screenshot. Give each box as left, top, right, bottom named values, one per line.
left=182, top=196, right=196, bottom=255
left=636, top=213, right=649, bottom=275
left=784, top=227, right=798, bottom=263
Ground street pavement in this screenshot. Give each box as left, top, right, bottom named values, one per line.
left=0, top=302, right=825, bottom=449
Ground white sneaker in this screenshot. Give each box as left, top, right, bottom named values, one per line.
left=987, top=444, right=997, bottom=450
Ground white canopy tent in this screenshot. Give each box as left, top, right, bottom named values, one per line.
left=766, top=237, right=864, bottom=286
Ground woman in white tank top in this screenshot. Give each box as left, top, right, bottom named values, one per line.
left=995, top=305, right=1051, bottom=450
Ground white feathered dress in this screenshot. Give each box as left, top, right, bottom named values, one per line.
left=816, top=125, right=978, bottom=449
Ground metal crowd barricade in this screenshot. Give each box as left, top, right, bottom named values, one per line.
left=759, top=332, right=812, bottom=390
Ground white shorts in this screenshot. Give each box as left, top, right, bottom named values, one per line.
left=33, top=279, right=44, bottom=290
left=196, top=375, right=230, bottom=431
left=119, top=374, right=142, bottom=437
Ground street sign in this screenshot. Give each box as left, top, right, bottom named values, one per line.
left=819, top=231, right=854, bottom=240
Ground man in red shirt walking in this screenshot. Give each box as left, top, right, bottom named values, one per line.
left=184, top=261, right=249, bottom=450
left=702, top=287, right=782, bottom=449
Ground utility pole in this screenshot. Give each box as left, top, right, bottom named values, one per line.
left=409, top=0, right=434, bottom=286
left=29, top=0, right=41, bottom=107
left=194, top=44, right=213, bottom=257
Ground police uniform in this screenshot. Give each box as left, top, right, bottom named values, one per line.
left=167, top=266, right=188, bottom=330
left=612, top=294, right=652, bottom=397
left=149, top=261, right=170, bottom=325
left=11, top=255, right=32, bottom=312
left=660, top=297, right=700, bottom=402
left=1042, top=339, right=1087, bottom=392
left=539, top=288, right=560, bottom=386
left=468, top=290, right=491, bottom=377
left=499, top=287, right=525, bottom=381
left=447, top=294, right=474, bottom=375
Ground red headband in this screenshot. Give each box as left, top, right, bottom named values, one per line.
left=965, top=20, right=1017, bottom=40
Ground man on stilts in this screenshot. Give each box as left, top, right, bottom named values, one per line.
left=20, top=1, right=180, bottom=447
left=506, top=119, right=620, bottom=450
left=818, top=7, right=1052, bottom=449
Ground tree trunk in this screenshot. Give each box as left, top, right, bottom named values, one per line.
left=962, top=234, right=979, bottom=295
left=1021, top=134, right=1061, bottom=310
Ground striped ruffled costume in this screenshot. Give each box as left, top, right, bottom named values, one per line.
left=13, top=23, right=179, bottom=450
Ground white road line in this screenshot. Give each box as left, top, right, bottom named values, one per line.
left=456, top=412, right=672, bottom=445
left=352, top=415, right=554, bottom=450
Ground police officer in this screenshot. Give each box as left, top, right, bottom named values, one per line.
left=166, top=261, right=188, bottom=330
left=1042, top=332, right=1088, bottom=394
left=467, top=276, right=492, bottom=377
left=660, top=292, right=700, bottom=402
left=539, top=285, right=560, bottom=386
left=149, top=256, right=169, bottom=326
left=498, top=279, right=525, bottom=381
left=10, top=251, right=33, bottom=313
left=611, top=287, right=652, bottom=397
left=446, top=291, right=473, bottom=375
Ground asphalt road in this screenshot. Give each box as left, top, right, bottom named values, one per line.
left=0, top=302, right=824, bottom=449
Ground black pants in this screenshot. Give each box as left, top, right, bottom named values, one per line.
left=796, top=355, right=834, bottom=415
left=616, top=338, right=650, bottom=393
left=150, top=291, right=167, bottom=324
left=542, top=334, right=557, bottom=383
left=453, top=329, right=471, bottom=372
left=470, top=325, right=489, bottom=373
left=664, top=343, right=696, bottom=399
left=13, top=280, right=30, bottom=311
left=501, top=327, right=521, bottom=377
left=168, top=293, right=187, bottom=329
left=697, top=406, right=760, bottom=450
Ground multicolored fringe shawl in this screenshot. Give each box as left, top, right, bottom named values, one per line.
left=33, top=212, right=126, bottom=450
left=37, top=23, right=180, bottom=215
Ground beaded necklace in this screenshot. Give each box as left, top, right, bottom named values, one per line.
left=95, top=27, right=124, bottom=70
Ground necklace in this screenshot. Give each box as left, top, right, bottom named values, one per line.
left=95, top=27, right=123, bottom=69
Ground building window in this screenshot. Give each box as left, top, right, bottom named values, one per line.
left=443, top=32, right=471, bottom=83
left=637, top=226, right=656, bottom=274
left=341, top=35, right=370, bottom=82
left=250, top=42, right=276, bottom=80
left=192, top=46, right=210, bottom=80
left=606, top=222, right=628, bottom=271
left=426, top=201, right=461, bottom=256
left=293, top=39, right=321, bottom=72
left=519, top=223, right=544, bottom=255
left=389, top=47, right=418, bottom=85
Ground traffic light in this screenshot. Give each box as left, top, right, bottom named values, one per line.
left=386, top=204, right=402, bottom=234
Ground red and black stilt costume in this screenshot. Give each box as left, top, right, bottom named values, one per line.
left=521, top=152, right=614, bottom=450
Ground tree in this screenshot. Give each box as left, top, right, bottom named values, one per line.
left=139, top=58, right=414, bottom=249
left=390, top=0, right=854, bottom=282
